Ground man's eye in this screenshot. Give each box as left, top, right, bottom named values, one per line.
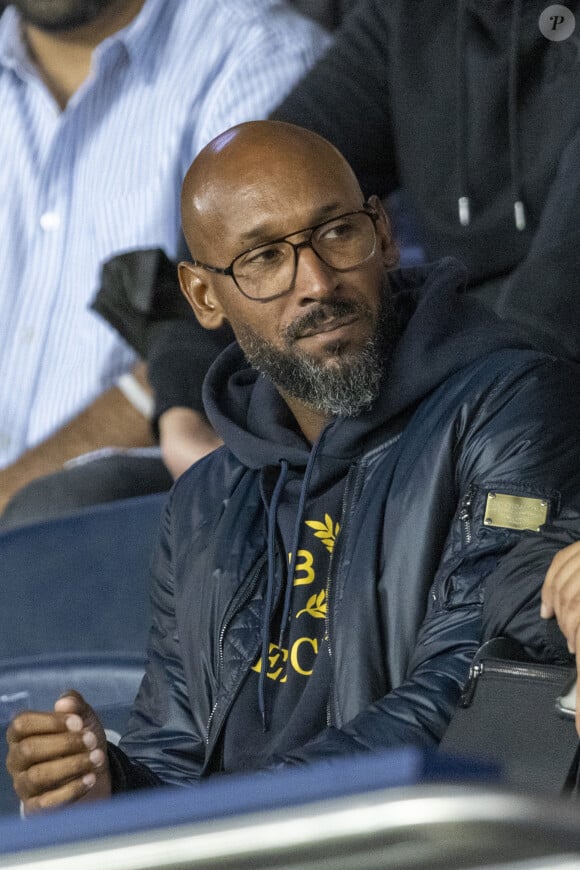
left=319, top=220, right=356, bottom=241
left=244, top=245, right=285, bottom=267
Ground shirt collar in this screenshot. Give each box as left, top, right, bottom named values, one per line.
left=0, top=7, right=32, bottom=73
left=98, top=0, right=169, bottom=76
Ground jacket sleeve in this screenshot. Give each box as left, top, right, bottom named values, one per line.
left=112, top=495, right=209, bottom=789
left=148, top=319, right=234, bottom=429
left=267, top=356, right=580, bottom=767
left=494, top=129, right=580, bottom=362
left=271, top=0, right=398, bottom=198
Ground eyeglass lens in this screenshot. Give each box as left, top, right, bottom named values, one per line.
left=233, top=211, right=376, bottom=299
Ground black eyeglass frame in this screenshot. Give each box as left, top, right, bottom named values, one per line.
left=191, top=202, right=381, bottom=302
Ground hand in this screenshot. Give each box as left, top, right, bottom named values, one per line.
left=542, top=541, right=580, bottom=653
left=6, top=691, right=111, bottom=813
left=158, top=407, right=222, bottom=479
left=542, top=541, right=580, bottom=735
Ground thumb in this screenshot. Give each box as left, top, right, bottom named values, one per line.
left=54, top=691, right=106, bottom=744
left=540, top=579, right=555, bottom=619
left=53, top=691, right=112, bottom=802
left=54, top=689, right=88, bottom=714
left=54, top=689, right=89, bottom=716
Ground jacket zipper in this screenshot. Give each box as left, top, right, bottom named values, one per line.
left=324, top=513, right=341, bottom=727
left=325, top=463, right=363, bottom=727
left=431, top=483, right=477, bottom=605
left=205, top=554, right=268, bottom=748
left=326, top=434, right=402, bottom=727
left=460, top=658, right=570, bottom=707
left=459, top=484, right=475, bottom=545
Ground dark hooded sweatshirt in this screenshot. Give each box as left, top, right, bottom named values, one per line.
left=108, top=257, right=580, bottom=790
left=208, top=258, right=529, bottom=769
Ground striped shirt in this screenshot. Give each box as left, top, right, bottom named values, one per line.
left=0, top=0, right=329, bottom=467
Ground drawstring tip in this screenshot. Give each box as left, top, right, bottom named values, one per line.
left=458, top=196, right=471, bottom=227
left=514, top=200, right=526, bottom=231
left=258, top=675, right=269, bottom=733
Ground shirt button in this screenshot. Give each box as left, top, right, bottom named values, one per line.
left=39, top=211, right=61, bottom=231
left=0, top=432, right=11, bottom=450
left=21, top=327, right=36, bottom=345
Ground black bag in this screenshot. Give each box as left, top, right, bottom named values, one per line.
left=91, top=249, right=195, bottom=358
left=440, top=637, right=579, bottom=796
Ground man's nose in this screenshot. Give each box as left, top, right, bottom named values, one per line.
left=293, top=242, right=337, bottom=303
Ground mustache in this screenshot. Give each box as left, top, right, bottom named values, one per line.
left=283, top=299, right=371, bottom=342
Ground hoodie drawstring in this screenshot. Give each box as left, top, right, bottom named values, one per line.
left=508, top=0, right=526, bottom=230
left=258, top=427, right=330, bottom=731
left=456, top=0, right=470, bottom=227
left=456, top=0, right=526, bottom=230
left=278, top=438, right=323, bottom=648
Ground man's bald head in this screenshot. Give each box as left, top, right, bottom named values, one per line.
left=177, top=121, right=400, bottom=428
left=180, top=121, right=364, bottom=263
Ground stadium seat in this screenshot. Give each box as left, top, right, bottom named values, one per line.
left=0, top=493, right=165, bottom=658
left=0, top=492, right=166, bottom=815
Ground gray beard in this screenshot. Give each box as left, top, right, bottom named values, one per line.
left=14, top=0, right=116, bottom=31
left=236, top=290, right=397, bottom=418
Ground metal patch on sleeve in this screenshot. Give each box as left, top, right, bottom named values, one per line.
left=483, top=492, right=549, bottom=533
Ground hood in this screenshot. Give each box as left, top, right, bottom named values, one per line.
left=203, top=256, right=532, bottom=469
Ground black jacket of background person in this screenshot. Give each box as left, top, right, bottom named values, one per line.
left=272, top=0, right=580, bottom=359
left=106, top=259, right=580, bottom=791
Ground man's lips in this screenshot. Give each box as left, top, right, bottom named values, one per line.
left=296, top=314, right=358, bottom=339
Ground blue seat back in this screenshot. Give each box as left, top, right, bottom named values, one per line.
left=0, top=493, right=165, bottom=657
left=0, top=493, right=166, bottom=815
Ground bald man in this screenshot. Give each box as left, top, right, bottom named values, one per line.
left=8, top=122, right=580, bottom=811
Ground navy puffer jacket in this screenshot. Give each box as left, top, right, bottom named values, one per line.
left=109, top=259, right=580, bottom=789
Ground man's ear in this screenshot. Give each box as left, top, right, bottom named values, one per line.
left=178, top=261, right=226, bottom=329
left=368, top=195, right=399, bottom=270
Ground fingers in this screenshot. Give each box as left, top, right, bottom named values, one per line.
left=542, top=541, right=580, bottom=616
left=7, top=710, right=67, bottom=742
left=541, top=542, right=580, bottom=652
left=22, top=776, right=99, bottom=813
left=6, top=695, right=109, bottom=813
left=12, top=737, right=105, bottom=809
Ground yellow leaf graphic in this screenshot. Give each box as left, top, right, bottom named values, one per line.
left=297, top=589, right=327, bottom=619
left=305, top=515, right=340, bottom=554
left=306, top=520, right=329, bottom=532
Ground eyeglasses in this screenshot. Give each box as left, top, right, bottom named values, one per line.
left=192, top=203, right=380, bottom=302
